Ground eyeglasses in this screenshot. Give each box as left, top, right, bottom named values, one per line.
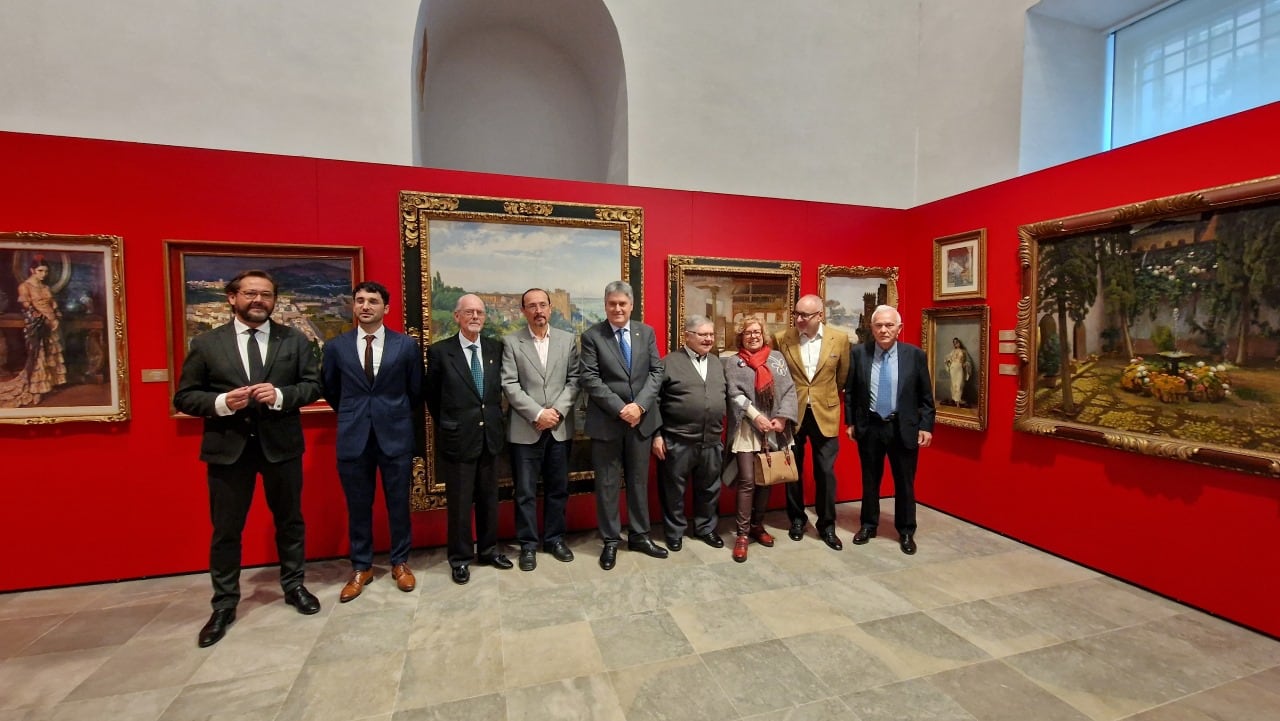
left=741, top=330, right=764, bottom=337
left=238, top=290, right=275, bottom=300
left=792, top=310, right=822, bottom=320
left=457, top=309, right=486, bottom=318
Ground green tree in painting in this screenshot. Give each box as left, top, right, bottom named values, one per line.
left=1096, top=231, right=1137, bottom=359
left=1038, top=236, right=1097, bottom=415
left=1213, top=204, right=1280, bottom=365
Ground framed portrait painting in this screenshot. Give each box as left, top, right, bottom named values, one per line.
left=0, top=232, right=129, bottom=424
left=667, top=255, right=800, bottom=356
left=922, top=304, right=989, bottom=431
left=1016, top=174, right=1280, bottom=477
left=818, top=265, right=899, bottom=345
left=400, top=191, right=644, bottom=511
left=163, top=240, right=364, bottom=416
left=934, top=229, right=987, bottom=301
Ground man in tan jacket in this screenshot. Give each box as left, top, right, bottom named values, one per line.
left=774, top=294, right=850, bottom=550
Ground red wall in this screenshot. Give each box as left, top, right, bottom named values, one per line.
left=2, top=103, right=1278, bottom=638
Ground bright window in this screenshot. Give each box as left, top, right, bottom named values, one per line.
left=1111, top=0, right=1280, bottom=147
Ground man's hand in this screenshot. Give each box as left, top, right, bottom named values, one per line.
left=225, top=386, right=253, bottom=411
left=535, top=408, right=560, bottom=431
left=248, top=383, right=278, bottom=405
left=652, top=435, right=666, bottom=460
left=619, top=402, right=644, bottom=427
left=918, top=430, right=932, bottom=447
left=846, top=426, right=857, bottom=441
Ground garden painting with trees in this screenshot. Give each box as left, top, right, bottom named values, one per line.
left=1022, top=186, right=1280, bottom=470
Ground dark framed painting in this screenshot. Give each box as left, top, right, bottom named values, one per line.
left=401, top=191, right=644, bottom=511
left=922, top=304, right=989, bottom=431
left=163, top=240, right=364, bottom=416
left=818, top=264, right=899, bottom=345
left=1015, top=173, right=1280, bottom=476
left=667, top=255, right=800, bottom=356
left=0, top=232, right=129, bottom=424
left=934, top=229, right=986, bottom=301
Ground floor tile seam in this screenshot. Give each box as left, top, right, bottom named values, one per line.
left=927, top=656, right=1099, bottom=721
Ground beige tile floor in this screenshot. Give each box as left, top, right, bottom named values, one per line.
left=2, top=501, right=1279, bottom=721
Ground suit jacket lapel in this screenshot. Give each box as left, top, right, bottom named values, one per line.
left=519, top=327, right=549, bottom=380
left=449, top=339, right=482, bottom=399
left=219, top=323, right=251, bottom=385
left=780, top=330, right=804, bottom=379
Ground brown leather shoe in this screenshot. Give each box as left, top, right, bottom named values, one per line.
left=391, top=563, right=416, bottom=592
left=339, top=569, right=374, bottom=603
left=749, top=525, right=775, bottom=547
left=733, top=535, right=749, bottom=563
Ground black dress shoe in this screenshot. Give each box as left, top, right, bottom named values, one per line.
left=820, top=530, right=844, bottom=551
left=599, top=542, right=618, bottom=570
left=451, top=565, right=470, bottom=584
left=197, top=608, right=235, bottom=648
left=852, top=525, right=877, bottom=545
left=788, top=519, right=806, bottom=541
left=478, top=554, right=514, bottom=570
left=696, top=532, right=725, bottom=549
left=666, top=537, right=683, bottom=552
left=519, top=549, right=536, bottom=572
left=545, top=540, right=575, bottom=563
left=628, top=536, right=669, bottom=559
left=284, top=586, right=321, bottom=615
left=900, top=533, right=917, bottom=555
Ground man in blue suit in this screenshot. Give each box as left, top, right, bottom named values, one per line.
left=844, top=305, right=935, bottom=555
left=321, top=281, right=423, bottom=602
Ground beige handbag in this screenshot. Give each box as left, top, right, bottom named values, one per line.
left=753, top=430, right=798, bottom=485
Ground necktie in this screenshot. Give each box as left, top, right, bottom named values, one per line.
left=363, top=334, right=376, bottom=384
left=469, top=344, right=484, bottom=395
left=246, top=328, right=264, bottom=384
left=875, top=349, right=894, bottom=419
left=617, top=327, right=632, bottom=370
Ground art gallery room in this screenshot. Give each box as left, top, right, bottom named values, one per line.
left=3, top=0, right=1280, bottom=719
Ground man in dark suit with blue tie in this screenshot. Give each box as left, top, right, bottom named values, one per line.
left=579, top=280, right=667, bottom=570
left=174, top=270, right=323, bottom=648
left=321, top=281, right=423, bottom=602
left=844, top=305, right=935, bottom=555
left=425, top=293, right=511, bottom=584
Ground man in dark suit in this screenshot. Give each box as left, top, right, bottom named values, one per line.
left=579, top=280, right=667, bottom=570
left=774, top=294, right=850, bottom=550
left=501, top=288, right=580, bottom=572
left=653, top=315, right=727, bottom=552
left=321, top=281, right=423, bottom=602
left=425, top=293, right=511, bottom=584
left=174, top=269, right=323, bottom=648
left=844, top=305, right=935, bottom=555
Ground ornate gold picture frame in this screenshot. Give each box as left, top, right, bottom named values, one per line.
left=400, top=191, right=644, bottom=511
left=0, top=232, right=129, bottom=424
left=922, top=304, right=989, bottom=431
left=934, top=229, right=987, bottom=301
left=1016, top=174, right=1280, bottom=476
left=667, top=256, right=800, bottom=356
left=818, top=265, right=899, bottom=345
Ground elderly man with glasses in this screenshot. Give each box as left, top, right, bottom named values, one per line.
left=773, top=294, right=850, bottom=550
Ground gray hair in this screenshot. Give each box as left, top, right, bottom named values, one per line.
left=871, top=304, right=901, bottom=324
left=603, top=280, right=633, bottom=301
left=684, top=315, right=713, bottom=332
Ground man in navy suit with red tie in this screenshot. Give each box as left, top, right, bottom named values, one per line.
left=321, top=281, right=423, bottom=602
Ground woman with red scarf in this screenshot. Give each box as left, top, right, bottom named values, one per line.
left=721, top=316, right=798, bottom=562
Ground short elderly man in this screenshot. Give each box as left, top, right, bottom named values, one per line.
left=501, top=288, right=580, bottom=571
left=579, top=280, right=667, bottom=570
left=174, top=269, right=322, bottom=648
left=774, top=293, right=850, bottom=550
left=425, top=294, right=512, bottom=584
left=653, top=315, right=728, bottom=552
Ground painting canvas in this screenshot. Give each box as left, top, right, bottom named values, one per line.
left=164, top=241, right=364, bottom=415
left=0, top=232, right=129, bottom=423
left=818, top=265, right=899, bottom=345
left=401, top=192, right=644, bottom=510
left=667, top=256, right=800, bottom=355
left=1015, top=174, right=1280, bottom=476
left=922, top=305, right=989, bottom=431
left=934, top=229, right=986, bottom=300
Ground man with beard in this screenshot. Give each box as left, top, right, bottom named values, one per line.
left=501, top=288, right=580, bottom=571
left=425, top=293, right=511, bottom=584
left=174, top=269, right=323, bottom=648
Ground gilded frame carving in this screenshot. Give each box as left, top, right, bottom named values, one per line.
left=0, top=232, right=129, bottom=424
left=922, top=304, right=989, bottom=431
left=667, top=255, right=800, bottom=356
left=818, top=265, right=900, bottom=345
left=934, top=229, right=987, bottom=301
left=400, top=191, right=644, bottom=511
left=163, top=240, right=364, bottom=417
left=1016, top=174, right=1280, bottom=476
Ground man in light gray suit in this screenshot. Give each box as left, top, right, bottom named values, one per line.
left=501, top=288, right=580, bottom=571
left=580, top=280, right=667, bottom=570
